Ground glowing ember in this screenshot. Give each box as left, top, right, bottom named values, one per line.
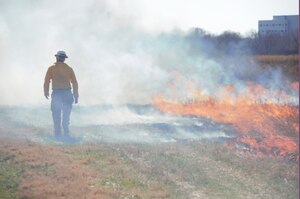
left=153, top=82, right=299, bottom=158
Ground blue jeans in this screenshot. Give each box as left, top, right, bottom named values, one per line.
left=51, top=89, right=74, bottom=137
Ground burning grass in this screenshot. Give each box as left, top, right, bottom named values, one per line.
left=0, top=110, right=297, bottom=198
left=153, top=81, right=299, bottom=158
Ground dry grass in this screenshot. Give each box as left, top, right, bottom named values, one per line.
left=0, top=137, right=298, bottom=199
left=254, top=55, right=298, bottom=63
left=0, top=104, right=298, bottom=199
left=253, top=55, right=298, bottom=81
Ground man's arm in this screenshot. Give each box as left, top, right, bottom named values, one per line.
left=43, top=67, right=52, bottom=99
left=70, top=68, right=79, bottom=103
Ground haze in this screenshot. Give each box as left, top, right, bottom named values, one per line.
left=0, top=0, right=297, bottom=105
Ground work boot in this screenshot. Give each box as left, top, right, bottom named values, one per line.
left=54, top=132, right=62, bottom=140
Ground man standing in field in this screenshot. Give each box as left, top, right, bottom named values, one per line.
left=44, top=51, right=79, bottom=140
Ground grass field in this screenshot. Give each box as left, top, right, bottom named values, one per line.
left=0, top=139, right=298, bottom=199
left=0, top=55, right=298, bottom=198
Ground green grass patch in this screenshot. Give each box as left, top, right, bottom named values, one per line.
left=0, top=155, right=24, bottom=199
left=97, top=177, right=146, bottom=190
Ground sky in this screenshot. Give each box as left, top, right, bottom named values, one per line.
left=0, top=0, right=298, bottom=105
left=105, top=0, right=299, bottom=34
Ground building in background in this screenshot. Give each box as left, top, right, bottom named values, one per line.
left=258, top=15, right=298, bottom=35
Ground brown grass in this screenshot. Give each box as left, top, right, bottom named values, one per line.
left=0, top=136, right=298, bottom=199
left=0, top=139, right=111, bottom=199
left=253, top=55, right=299, bottom=81
left=254, top=55, right=298, bottom=63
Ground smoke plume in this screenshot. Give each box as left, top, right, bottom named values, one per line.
left=0, top=0, right=296, bottom=106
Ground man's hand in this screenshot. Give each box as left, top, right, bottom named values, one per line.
left=74, top=96, right=78, bottom=104
left=44, top=93, right=49, bottom=99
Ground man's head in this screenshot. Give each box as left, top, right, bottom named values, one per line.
left=55, top=50, right=68, bottom=62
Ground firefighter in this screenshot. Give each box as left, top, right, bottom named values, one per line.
left=44, top=50, right=79, bottom=139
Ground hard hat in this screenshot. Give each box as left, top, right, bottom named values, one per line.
left=55, top=50, right=68, bottom=58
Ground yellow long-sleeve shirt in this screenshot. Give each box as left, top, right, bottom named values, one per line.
left=44, top=62, right=79, bottom=97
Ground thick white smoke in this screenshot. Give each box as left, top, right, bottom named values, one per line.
left=0, top=0, right=173, bottom=105
left=0, top=0, right=296, bottom=106
left=0, top=0, right=297, bottom=145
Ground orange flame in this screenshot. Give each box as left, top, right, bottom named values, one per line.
left=153, top=78, right=299, bottom=158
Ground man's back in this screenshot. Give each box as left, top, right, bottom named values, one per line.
left=44, top=50, right=79, bottom=140
left=44, top=62, right=78, bottom=98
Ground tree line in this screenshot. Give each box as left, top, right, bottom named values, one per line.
left=186, top=28, right=298, bottom=56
